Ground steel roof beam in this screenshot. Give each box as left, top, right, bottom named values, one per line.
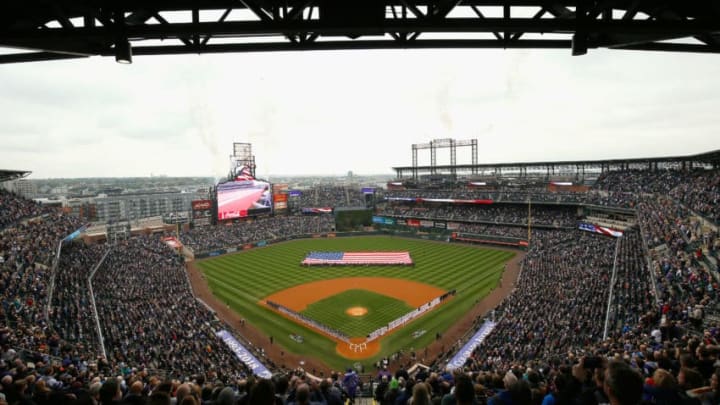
left=3, top=18, right=719, bottom=42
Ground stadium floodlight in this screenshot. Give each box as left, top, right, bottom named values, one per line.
left=115, top=39, right=132, bottom=64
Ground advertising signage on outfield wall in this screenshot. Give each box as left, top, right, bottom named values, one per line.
left=372, top=216, right=396, bottom=225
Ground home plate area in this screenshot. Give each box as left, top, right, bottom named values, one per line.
left=261, top=277, right=455, bottom=359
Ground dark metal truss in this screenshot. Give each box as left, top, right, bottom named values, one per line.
left=1, top=1, right=720, bottom=63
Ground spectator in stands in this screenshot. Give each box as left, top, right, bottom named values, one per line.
left=603, top=361, right=643, bottom=405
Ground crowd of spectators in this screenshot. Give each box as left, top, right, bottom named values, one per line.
left=584, top=190, right=638, bottom=208
left=463, top=230, right=617, bottom=371
left=180, top=216, right=335, bottom=254
left=605, top=228, right=657, bottom=338
left=49, top=242, right=106, bottom=359
left=636, top=196, right=718, bottom=329
left=0, top=189, right=51, bottom=230
left=670, top=170, right=720, bottom=225
left=92, top=236, right=251, bottom=380
left=456, top=224, right=532, bottom=239
left=0, top=206, right=84, bottom=358
left=593, top=169, right=687, bottom=195
left=590, top=168, right=720, bottom=225
left=385, top=167, right=720, bottom=226
left=378, top=204, right=576, bottom=227
left=2, top=166, right=720, bottom=405
left=293, top=186, right=366, bottom=208
left=0, top=349, right=355, bottom=405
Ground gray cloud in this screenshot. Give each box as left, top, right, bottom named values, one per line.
left=0, top=49, right=719, bottom=178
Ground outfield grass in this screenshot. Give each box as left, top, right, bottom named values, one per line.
left=301, top=289, right=415, bottom=337
left=197, top=236, right=515, bottom=370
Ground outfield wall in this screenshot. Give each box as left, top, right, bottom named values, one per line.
left=191, top=227, right=530, bottom=259
left=193, top=231, right=380, bottom=258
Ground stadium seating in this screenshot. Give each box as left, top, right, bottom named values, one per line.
left=1, top=168, right=720, bottom=405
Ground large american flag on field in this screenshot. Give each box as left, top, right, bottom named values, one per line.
left=302, top=251, right=413, bottom=266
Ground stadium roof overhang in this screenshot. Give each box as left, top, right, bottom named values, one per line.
left=0, top=169, right=31, bottom=183
left=392, top=149, right=720, bottom=179
left=1, top=1, right=720, bottom=64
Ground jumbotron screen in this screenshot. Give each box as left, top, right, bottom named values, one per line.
left=217, top=179, right=272, bottom=220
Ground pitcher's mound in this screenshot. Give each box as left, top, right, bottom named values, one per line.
left=345, top=307, right=368, bottom=317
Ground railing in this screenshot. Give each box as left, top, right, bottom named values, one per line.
left=88, top=247, right=112, bottom=360
left=44, top=238, right=65, bottom=327
left=603, top=236, right=621, bottom=340
left=637, top=216, right=661, bottom=309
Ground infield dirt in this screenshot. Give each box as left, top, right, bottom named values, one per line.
left=262, top=277, right=448, bottom=359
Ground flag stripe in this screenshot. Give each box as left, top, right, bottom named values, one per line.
left=302, top=251, right=413, bottom=265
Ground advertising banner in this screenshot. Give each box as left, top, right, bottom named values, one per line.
left=274, top=202, right=287, bottom=210
left=289, top=190, right=302, bottom=197
left=420, top=220, right=434, bottom=228
left=216, top=330, right=272, bottom=378
left=192, top=200, right=213, bottom=211
left=63, top=223, right=89, bottom=243
left=386, top=197, right=493, bottom=205
left=447, top=321, right=497, bottom=370
left=273, top=194, right=288, bottom=203
left=447, top=222, right=460, bottom=230
left=407, top=219, right=420, bottom=227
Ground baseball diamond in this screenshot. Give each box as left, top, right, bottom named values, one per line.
left=196, top=236, right=515, bottom=370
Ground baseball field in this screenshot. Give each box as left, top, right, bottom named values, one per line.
left=196, top=236, right=515, bottom=370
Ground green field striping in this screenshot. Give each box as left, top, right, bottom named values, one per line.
left=299, top=289, right=416, bottom=337
left=197, top=236, right=516, bottom=370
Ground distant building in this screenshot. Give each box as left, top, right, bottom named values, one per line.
left=8, top=179, right=37, bottom=197
left=94, top=191, right=200, bottom=223
left=65, top=198, right=97, bottom=221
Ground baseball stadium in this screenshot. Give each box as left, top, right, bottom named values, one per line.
left=2, top=2, right=720, bottom=405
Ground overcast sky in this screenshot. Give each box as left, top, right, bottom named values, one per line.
left=1, top=47, right=719, bottom=179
